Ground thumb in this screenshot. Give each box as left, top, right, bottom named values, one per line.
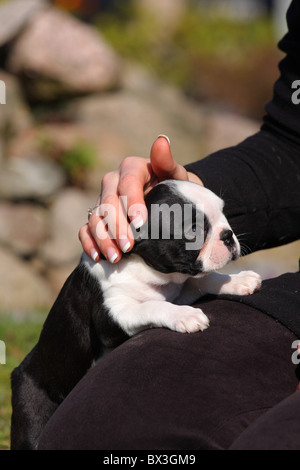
left=150, top=135, right=188, bottom=182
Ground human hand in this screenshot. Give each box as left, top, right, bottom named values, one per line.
left=79, top=135, right=203, bottom=263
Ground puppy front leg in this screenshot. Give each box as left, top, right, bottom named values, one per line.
left=111, top=300, right=210, bottom=335
left=197, top=271, right=262, bottom=296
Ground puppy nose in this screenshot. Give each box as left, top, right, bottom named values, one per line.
left=220, top=229, right=233, bottom=246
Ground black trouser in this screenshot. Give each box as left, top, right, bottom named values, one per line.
left=229, top=391, right=300, bottom=450
left=38, top=274, right=300, bottom=450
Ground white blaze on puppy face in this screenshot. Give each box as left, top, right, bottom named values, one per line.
left=201, top=215, right=240, bottom=271
left=173, top=181, right=240, bottom=272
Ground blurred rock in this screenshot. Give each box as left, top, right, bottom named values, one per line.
left=71, top=62, right=207, bottom=176
left=46, top=263, right=78, bottom=297
left=203, top=110, right=260, bottom=155
left=0, top=245, right=52, bottom=313
left=68, top=62, right=263, bottom=193
left=0, top=70, right=33, bottom=135
left=6, top=123, right=85, bottom=160
left=136, top=0, right=187, bottom=32
left=5, top=126, right=45, bottom=159
left=0, top=0, right=47, bottom=46
left=0, top=202, right=48, bottom=256
left=39, top=188, right=91, bottom=266
left=7, top=6, right=121, bottom=101
left=0, top=157, right=66, bottom=202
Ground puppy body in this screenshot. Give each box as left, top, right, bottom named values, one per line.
left=11, top=180, right=261, bottom=450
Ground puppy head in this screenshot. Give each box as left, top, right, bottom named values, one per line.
left=131, top=180, right=240, bottom=275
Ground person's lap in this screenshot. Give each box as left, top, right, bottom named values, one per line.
left=38, top=278, right=299, bottom=450
left=229, top=390, right=300, bottom=449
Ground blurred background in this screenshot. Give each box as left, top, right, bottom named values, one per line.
left=0, top=0, right=298, bottom=448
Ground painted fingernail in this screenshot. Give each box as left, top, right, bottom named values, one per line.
left=91, top=248, right=99, bottom=262
left=119, top=237, right=131, bottom=253
left=107, top=247, right=118, bottom=263
left=157, top=134, right=171, bottom=147
left=132, top=215, right=144, bottom=230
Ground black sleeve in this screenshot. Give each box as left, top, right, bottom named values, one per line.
left=185, top=0, right=300, bottom=254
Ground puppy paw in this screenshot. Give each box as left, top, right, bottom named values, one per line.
left=223, top=270, right=262, bottom=296
left=172, top=306, right=210, bottom=333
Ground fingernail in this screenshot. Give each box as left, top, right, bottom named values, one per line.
left=91, top=248, right=99, bottom=262
left=157, top=134, right=171, bottom=147
left=119, top=237, right=131, bottom=253
left=107, top=247, right=118, bottom=263
left=132, top=215, right=144, bottom=230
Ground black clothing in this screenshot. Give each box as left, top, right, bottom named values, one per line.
left=186, top=0, right=300, bottom=254
left=39, top=0, right=300, bottom=450
left=38, top=293, right=298, bottom=450
left=186, top=131, right=300, bottom=255
left=230, top=390, right=300, bottom=450
left=185, top=0, right=300, bottom=337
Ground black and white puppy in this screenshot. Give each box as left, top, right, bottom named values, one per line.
left=10, top=180, right=261, bottom=450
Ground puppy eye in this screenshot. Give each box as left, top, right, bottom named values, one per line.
left=186, top=224, right=203, bottom=238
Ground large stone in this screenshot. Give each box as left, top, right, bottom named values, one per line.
left=203, top=110, right=260, bottom=155
left=0, top=245, right=53, bottom=313
left=71, top=63, right=207, bottom=171
left=0, top=70, right=33, bottom=133
left=0, top=69, right=33, bottom=164
left=0, top=202, right=48, bottom=256
left=7, top=6, right=121, bottom=101
left=46, top=262, right=78, bottom=297
left=39, top=188, right=92, bottom=266
left=0, top=156, right=66, bottom=202
left=0, top=0, right=47, bottom=46
left=135, top=0, right=187, bottom=32
left=5, top=122, right=91, bottom=160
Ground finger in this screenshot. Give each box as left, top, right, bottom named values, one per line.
left=150, top=135, right=189, bottom=182
left=84, top=171, right=122, bottom=262
left=99, top=170, right=135, bottom=254
left=92, top=213, right=122, bottom=263
left=78, top=223, right=102, bottom=262
left=118, top=156, right=151, bottom=229
left=79, top=221, right=122, bottom=264
left=87, top=206, right=123, bottom=264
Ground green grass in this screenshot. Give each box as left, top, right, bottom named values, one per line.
left=0, top=313, right=46, bottom=450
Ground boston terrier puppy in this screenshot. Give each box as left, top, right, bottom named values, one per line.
left=10, top=180, right=261, bottom=450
